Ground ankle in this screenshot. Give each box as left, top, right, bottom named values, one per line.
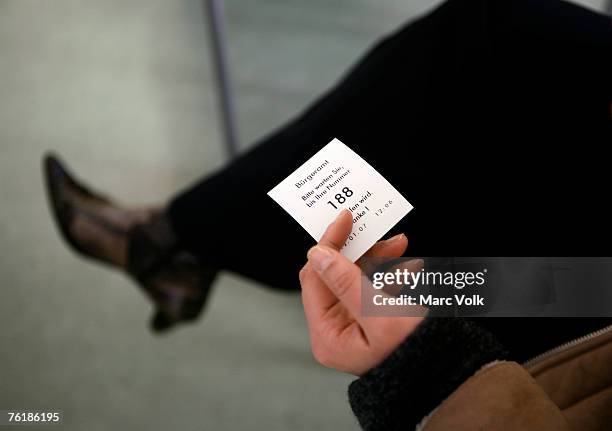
left=126, top=211, right=179, bottom=281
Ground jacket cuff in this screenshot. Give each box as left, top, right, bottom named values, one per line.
left=348, top=318, right=508, bottom=431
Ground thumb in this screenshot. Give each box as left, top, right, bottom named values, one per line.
left=307, top=245, right=362, bottom=318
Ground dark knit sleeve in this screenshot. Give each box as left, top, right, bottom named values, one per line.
left=348, top=318, right=508, bottom=431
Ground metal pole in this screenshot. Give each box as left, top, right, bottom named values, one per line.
left=204, top=0, right=239, bottom=158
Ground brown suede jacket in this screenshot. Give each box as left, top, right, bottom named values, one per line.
left=349, top=319, right=612, bottom=430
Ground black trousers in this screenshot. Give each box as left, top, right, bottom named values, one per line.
left=169, top=0, right=611, bottom=290
left=168, top=0, right=611, bottom=360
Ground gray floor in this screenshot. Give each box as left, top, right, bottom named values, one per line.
left=0, top=1, right=606, bottom=430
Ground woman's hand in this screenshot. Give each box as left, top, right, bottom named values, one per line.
left=299, top=209, right=425, bottom=376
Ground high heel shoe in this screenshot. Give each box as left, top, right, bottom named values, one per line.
left=43, top=153, right=217, bottom=332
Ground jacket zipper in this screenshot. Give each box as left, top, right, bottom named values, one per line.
left=522, top=324, right=612, bottom=369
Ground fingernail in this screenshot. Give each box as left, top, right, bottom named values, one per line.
left=412, top=259, right=425, bottom=270
left=336, top=208, right=351, bottom=222
left=385, top=233, right=405, bottom=244
left=307, top=246, right=334, bottom=272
